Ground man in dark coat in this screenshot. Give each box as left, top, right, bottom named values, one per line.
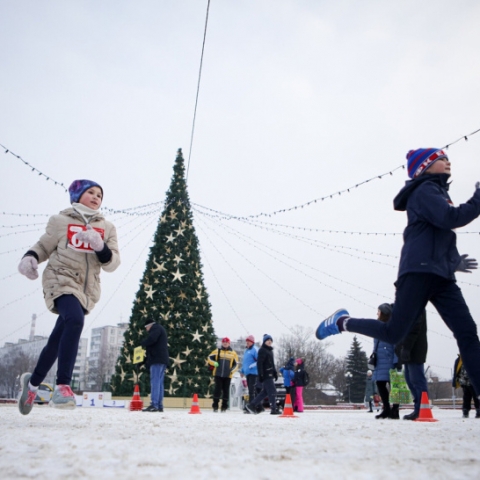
left=245, top=334, right=281, bottom=415
left=141, top=317, right=169, bottom=412
left=395, top=309, right=428, bottom=420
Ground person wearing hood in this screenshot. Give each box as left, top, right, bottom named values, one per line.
left=280, top=357, right=296, bottom=407
left=316, top=148, right=480, bottom=406
left=245, top=334, right=280, bottom=415
left=294, top=358, right=308, bottom=412
left=240, top=335, right=258, bottom=408
left=453, top=354, right=480, bottom=418
left=17, top=180, right=120, bottom=415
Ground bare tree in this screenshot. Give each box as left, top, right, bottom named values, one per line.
left=88, top=346, right=119, bottom=391
left=276, top=325, right=339, bottom=388
left=0, top=350, right=36, bottom=398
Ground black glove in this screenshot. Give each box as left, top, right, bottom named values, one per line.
left=456, top=254, right=478, bottom=273
left=274, top=373, right=278, bottom=381
left=394, top=363, right=402, bottom=372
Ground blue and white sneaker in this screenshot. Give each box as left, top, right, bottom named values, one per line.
left=316, top=309, right=350, bottom=340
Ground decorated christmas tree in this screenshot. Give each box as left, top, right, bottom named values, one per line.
left=111, top=149, right=217, bottom=398
left=344, top=336, right=368, bottom=403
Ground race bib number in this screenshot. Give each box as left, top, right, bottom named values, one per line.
left=67, top=224, right=105, bottom=253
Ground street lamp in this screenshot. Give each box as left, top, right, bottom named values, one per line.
left=345, top=371, right=353, bottom=404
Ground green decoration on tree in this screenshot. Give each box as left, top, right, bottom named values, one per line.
left=110, top=149, right=217, bottom=398
left=344, top=336, right=368, bottom=403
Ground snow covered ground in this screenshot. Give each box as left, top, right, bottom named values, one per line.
left=1, top=405, right=479, bottom=479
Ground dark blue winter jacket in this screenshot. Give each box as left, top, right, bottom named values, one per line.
left=372, top=338, right=398, bottom=382
left=393, top=173, right=480, bottom=280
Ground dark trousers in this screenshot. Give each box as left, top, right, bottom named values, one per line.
left=376, top=381, right=390, bottom=411
left=462, top=385, right=480, bottom=411
left=213, top=376, right=231, bottom=410
left=30, top=295, right=85, bottom=387
left=250, top=378, right=277, bottom=410
left=347, top=273, right=480, bottom=397
left=285, top=385, right=296, bottom=407
left=404, top=363, right=428, bottom=414
left=246, top=374, right=257, bottom=401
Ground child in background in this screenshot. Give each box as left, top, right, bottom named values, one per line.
left=17, top=180, right=120, bottom=415
left=280, top=357, right=296, bottom=407
left=316, top=148, right=480, bottom=403
left=294, top=358, right=308, bottom=412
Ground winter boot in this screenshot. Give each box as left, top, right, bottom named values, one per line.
left=462, top=409, right=469, bottom=418
left=270, top=408, right=282, bottom=415
left=245, top=404, right=258, bottom=415
left=403, top=411, right=419, bottom=421
left=375, top=406, right=391, bottom=419
left=475, top=409, right=480, bottom=419
left=368, top=401, right=373, bottom=412
left=389, top=404, right=400, bottom=419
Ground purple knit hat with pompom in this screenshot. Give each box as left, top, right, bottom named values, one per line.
left=68, top=179, right=103, bottom=204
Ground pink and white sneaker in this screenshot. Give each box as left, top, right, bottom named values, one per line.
left=49, top=384, right=76, bottom=409
left=18, top=372, right=37, bottom=416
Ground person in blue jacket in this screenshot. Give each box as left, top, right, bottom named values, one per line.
left=240, top=335, right=258, bottom=408
left=280, top=357, right=296, bottom=407
left=317, top=148, right=480, bottom=405
left=371, top=303, right=398, bottom=419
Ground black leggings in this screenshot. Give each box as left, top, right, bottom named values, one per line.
left=376, top=381, right=390, bottom=410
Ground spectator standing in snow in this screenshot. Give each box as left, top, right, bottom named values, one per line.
left=395, top=310, right=428, bottom=420
left=453, top=354, right=480, bottom=418
left=141, top=317, right=169, bottom=412
left=240, top=335, right=258, bottom=407
left=17, top=180, right=120, bottom=415
left=280, top=357, right=296, bottom=407
left=245, top=334, right=281, bottom=415
left=316, top=149, right=480, bottom=411
left=371, top=303, right=399, bottom=419
left=207, top=337, right=239, bottom=412
left=364, top=370, right=376, bottom=412
left=294, top=358, right=308, bottom=413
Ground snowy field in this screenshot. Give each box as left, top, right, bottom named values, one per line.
left=1, top=405, right=479, bottom=480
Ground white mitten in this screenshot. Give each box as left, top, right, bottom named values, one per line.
left=18, top=256, right=39, bottom=280
left=73, top=225, right=105, bottom=252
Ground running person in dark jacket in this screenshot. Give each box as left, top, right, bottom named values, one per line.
left=317, top=148, right=480, bottom=404
left=245, top=334, right=281, bottom=415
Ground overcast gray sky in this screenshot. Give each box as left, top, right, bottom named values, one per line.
left=2, top=1, right=480, bottom=380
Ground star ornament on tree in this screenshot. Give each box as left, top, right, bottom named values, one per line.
left=170, top=353, right=187, bottom=369
left=191, top=330, right=204, bottom=342
left=171, top=268, right=185, bottom=283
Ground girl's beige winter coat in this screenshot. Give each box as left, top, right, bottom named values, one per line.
left=29, top=208, right=120, bottom=314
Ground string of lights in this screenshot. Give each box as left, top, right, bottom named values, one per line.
left=0, top=227, right=45, bottom=239
left=200, top=247, right=250, bottom=334
left=1, top=142, right=68, bottom=192
left=195, top=218, right=294, bottom=333
left=199, top=213, right=384, bottom=312
left=85, top=234, right=164, bottom=330
left=0, top=272, right=18, bottom=282
left=0, top=287, right=41, bottom=312
left=0, top=221, right=47, bottom=228
left=1, top=211, right=50, bottom=217
left=195, top=209, right=399, bottom=268
left=0, top=309, right=49, bottom=344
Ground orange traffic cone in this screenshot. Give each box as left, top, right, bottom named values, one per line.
left=129, top=384, right=144, bottom=411
left=279, top=394, right=299, bottom=418
left=188, top=393, right=202, bottom=414
left=414, top=391, right=438, bottom=422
